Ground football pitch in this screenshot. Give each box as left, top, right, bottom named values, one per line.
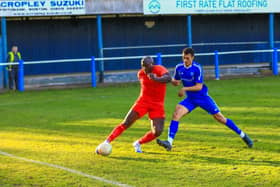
left=0, top=76, right=279, bottom=187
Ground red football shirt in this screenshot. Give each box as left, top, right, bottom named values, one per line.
left=137, top=65, right=168, bottom=103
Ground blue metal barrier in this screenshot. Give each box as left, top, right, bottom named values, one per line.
left=272, top=48, right=278, bottom=75
left=156, top=53, right=162, bottom=65
left=187, top=15, right=192, bottom=47
left=269, top=14, right=274, bottom=49
left=214, top=50, right=220, bottom=80
left=1, top=17, right=8, bottom=88
left=0, top=49, right=278, bottom=91
left=0, top=36, right=3, bottom=88
left=91, top=56, right=97, bottom=88
left=18, top=59, right=24, bottom=92
left=97, top=15, right=104, bottom=83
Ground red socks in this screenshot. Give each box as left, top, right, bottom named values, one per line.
left=139, top=131, right=157, bottom=144
left=106, top=124, right=127, bottom=142
left=106, top=124, right=156, bottom=145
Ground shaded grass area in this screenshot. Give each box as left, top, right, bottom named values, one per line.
left=0, top=76, right=279, bottom=186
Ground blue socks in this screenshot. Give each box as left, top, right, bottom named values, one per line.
left=167, top=119, right=244, bottom=145
left=168, top=120, right=179, bottom=145
left=225, top=119, right=244, bottom=137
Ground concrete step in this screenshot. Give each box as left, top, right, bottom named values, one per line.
left=24, top=63, right=276, bottom=89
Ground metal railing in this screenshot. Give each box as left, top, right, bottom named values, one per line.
left=103, top=41, right=280, bottom=51
left=0, top=48, right=279, bottom=92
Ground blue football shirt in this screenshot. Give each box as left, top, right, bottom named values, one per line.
left=173, top=61, right=208, bottom=98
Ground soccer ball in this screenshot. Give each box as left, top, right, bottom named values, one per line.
left=96, top=143, right=112, bottom=156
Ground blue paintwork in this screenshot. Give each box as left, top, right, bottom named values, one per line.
left=5, top=15, right=279, bottom=75
left=156, top=52, right=162, bottom=65
left=91, top=56, right=96, bottom=87
left=187, top=15, right=192, bottom=47
left=18, top=59, right=24, bottom=92
left=1, top=17, right=8, bottom=87
left=272, top=48, right=278, bottom=75
left=214, top=50, right=219, bottom=80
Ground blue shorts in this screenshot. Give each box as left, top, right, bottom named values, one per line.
left=179, top=96, right=220, bottom=115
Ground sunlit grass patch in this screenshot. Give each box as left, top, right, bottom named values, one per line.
left=0, top=76, right=279, bottom=186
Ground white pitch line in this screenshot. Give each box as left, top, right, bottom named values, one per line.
left=0, top=150, right=133, bottom=187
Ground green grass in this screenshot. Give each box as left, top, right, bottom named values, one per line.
left=0, top=76, right=279, bottom=187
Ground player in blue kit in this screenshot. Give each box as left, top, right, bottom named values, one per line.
left=157, top=48, right=253, bottom=151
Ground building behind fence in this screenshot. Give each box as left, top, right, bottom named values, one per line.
left=0, top=0, right=279, bottom=90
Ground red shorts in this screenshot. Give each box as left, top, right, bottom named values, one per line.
left=131, top=100, right=165, bottom=119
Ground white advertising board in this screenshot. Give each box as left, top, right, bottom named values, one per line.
left=0, top=0, right=85, bottom=17
left=144, top=0, right=280, bottom=15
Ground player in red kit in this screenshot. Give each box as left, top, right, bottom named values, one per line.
left=96, top=56, right=171, bottom=153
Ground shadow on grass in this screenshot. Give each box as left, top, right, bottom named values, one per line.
left=189, top=154, right=280, bottom=167
left=109, top=156, right=161, bottom=163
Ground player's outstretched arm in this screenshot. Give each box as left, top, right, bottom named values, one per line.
left=182, top=83, right=203, bottom=91
left=148, top=73, right=171, bottom=83
left=178, top=83, right=203, bottom=97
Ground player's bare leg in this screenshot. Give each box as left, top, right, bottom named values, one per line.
left=133, top=118, right=164, bottom=153
left=213, top=112, right=253, bottom=148
left=151, top=118, right=164, bottom=137
left=157, top=104, right=189, bottom=151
